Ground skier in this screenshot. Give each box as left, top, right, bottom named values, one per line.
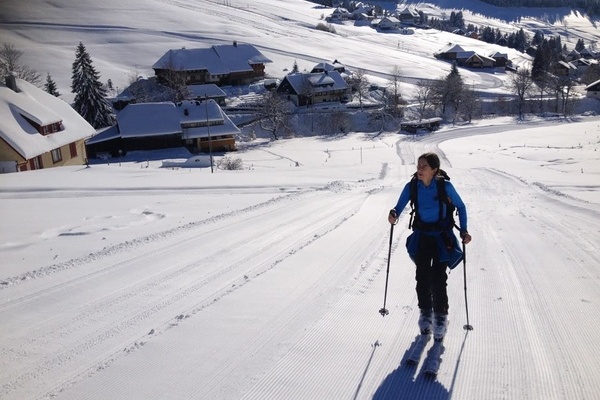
left=388, top=152, right=472, bottom=341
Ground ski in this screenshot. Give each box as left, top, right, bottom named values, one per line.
left=422, top=338, right=444, bottom=378
left=405, top=333, right=431, bottom=365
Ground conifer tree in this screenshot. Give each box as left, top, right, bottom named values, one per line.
left=43, top=72, right=60, bottom=97
left=71, top=42, right=114, bottom=129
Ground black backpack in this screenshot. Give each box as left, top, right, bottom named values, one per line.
left=408, top=170, right=456, bottom=231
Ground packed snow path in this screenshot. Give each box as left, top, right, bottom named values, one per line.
left=1, top=126, right=599, bottom=400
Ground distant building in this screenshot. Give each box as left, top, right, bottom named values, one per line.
left=86, top=100, right=239, bottom=158
left=152, top=42, right=272, bottom=86
left=0, top=75, right=95, bottom=173
left=585, top=79, right=600, bottom=99
left=276, top=71, right=350, bottom=107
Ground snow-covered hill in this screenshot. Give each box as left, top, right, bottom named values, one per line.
left=1, top=1, right=600, bottom=399
left=1, top=0, right=598, bottom=103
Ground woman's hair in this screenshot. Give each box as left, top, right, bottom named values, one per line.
left=418, top=152, right=440, bottom=170
left=418, top=152, right=450, bottom=180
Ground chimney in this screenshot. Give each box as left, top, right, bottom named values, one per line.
left=5, top=73, right=19, bottom=93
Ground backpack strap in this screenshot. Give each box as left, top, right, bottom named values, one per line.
left=408, top=175, right=418, bottom=230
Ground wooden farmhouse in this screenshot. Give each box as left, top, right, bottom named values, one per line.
left=396, top=6, right=420, bottom=25
left=152, top=42, right=272, bottom=87
left=86, top=99, right=239, bottom=158
left=276, top=71, right=350, bottom=107
left=0, top=75, right=95, bottom=173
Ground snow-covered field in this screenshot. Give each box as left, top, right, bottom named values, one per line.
left=1, top=117, right=599, bottom=399
left=1, top=0, right=600, bottom=399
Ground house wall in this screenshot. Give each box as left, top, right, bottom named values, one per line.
left=35, top=140, right=88, bottom=170
left=192, top=136, right=236, bottom=153
left=0, top=138, right=26, bottom=168
left=586, top=89, right=600, bottom=99
left=0, top=138, right=88, bottom=172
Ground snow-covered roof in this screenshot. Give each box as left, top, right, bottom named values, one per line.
left=86, top=100, right=239, bottom=143
left=281, top=71, right=349, bottom=95
left=456, top=51, right=476, bottom=59
left=489, top=51, right=508, bottom=59
left=187, top=84, right=227, bottom=99
left=152, top=44, right=272, bottom=74
left=0, top=77, right=95, bottom=160
left=438, top=43, right=465, bottom=54
left=178, top=100, right=240, bottom=139
left=118, top=102, right=181, bottom=138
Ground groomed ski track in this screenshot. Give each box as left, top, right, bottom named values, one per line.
left=1, top=123, right=599, bottom=400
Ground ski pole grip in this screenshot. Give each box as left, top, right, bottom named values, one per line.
left=389, top=209, right=397, bottom=218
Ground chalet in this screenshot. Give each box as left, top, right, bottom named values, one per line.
left=328, top=7, right=352, bottom=21
left=377, top=16, right=401, bottom=31
left=0, top=75, right=95, bottom=173
left=276, top=71, right=350, bottom=107
left=566, top=49, right=581, bottom=62
left=490, top=51, right=509, bottom=67
left=86, top=100, right=239, bottom=158
left=555, top=60, right=577, bottom=76
left=396, top=6, right=420, bottom=25
left=152, top=42, right=272, bottom=86
left=496, top=37, right=508, bottom=47
left=435, top=44, right=466, bottom=60
left=585, top=79, right=600, bottom=99
left=464, top=53, right=496, bottom=68
left=310, top=60, right=351, bottom=79
left=580, top=48, right=595, bottom=59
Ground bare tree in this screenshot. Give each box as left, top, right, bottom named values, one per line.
left=414, top=79, right=436, bottom=120
left=159, top=62, right=190, bottom=102
left=457, top=85, right=479, bottom=123
left=510, top=68, right=535, bottom=119
left=0, top=43, right=41, bottom=85
left=348, top=68, right=369, bottom=110
left=259, top=90, right=291, bottom=140
left=387, top=65, right=403, bottom=115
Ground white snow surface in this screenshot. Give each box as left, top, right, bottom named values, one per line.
left=1, top=0, right=600, bottom=399
left=1, top=118, right=599, bottom=399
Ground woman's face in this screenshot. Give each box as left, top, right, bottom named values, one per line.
left=417, top=158, right=437, bottom=184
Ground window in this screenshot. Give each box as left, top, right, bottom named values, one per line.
left=51, top=148, right=62, bottom=163
left=69, top=143, right=77, bottom=158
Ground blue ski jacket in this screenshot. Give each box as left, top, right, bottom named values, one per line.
left=391, top=179, right=468, bottom=233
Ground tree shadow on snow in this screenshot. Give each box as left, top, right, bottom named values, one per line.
left=371, top=335, right=450, bottom=400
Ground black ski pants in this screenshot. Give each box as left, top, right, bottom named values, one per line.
left=414, top=233, right=449, bottom=315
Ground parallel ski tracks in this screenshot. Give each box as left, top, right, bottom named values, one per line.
left=0, top=185, right=372, bottom=399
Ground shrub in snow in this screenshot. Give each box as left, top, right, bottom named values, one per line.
left=217, top=156, right=243, bottom=170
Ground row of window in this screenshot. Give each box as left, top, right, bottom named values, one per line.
left=50, top=143, right=79, bottom=164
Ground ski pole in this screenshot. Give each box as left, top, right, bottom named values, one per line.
left=379, top=220, right=395, bottom=316
left=462, top=242, right=474, bottom=330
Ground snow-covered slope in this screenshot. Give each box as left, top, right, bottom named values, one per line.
left=1, top=116, right=600, bottom=399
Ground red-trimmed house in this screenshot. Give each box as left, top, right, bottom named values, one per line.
left=0, top=75, right=95, bottom=173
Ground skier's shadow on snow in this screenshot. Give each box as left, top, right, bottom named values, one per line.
left=371, top=335, right=450, bottom=400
